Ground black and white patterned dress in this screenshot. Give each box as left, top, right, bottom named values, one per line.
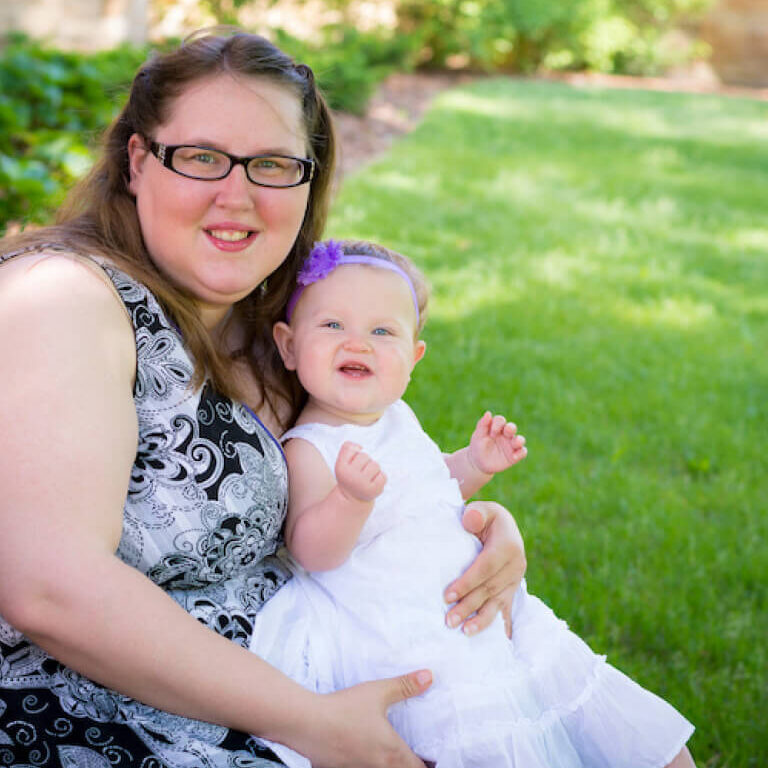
left=0, top=253, right=291, bottom=767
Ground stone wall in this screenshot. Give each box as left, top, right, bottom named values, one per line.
left=0, top=0, right=148, bottom=49
left=701, top=0, right=768, bottom=86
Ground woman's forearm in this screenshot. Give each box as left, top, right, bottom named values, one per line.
left=6, top=549, right=318, bottom=746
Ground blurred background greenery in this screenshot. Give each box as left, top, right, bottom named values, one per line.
left=2, top=2, right=766, bottom=766
left=0, top=0, right=747, bottom=233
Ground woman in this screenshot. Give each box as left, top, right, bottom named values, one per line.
left=0, top=30, right=526, bottom=768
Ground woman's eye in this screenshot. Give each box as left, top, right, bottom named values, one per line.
left=251, top=157, right=287, bottom=176
left=193, top=152, right=218, bottom=165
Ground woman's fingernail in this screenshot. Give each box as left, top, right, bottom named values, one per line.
left=446, top=613, right=461, bottom=628
left=416, top=671, right=432, bottom=686
left=463, top=623, right=477, bottom=636
left=445, top=591, right=458, bottom=603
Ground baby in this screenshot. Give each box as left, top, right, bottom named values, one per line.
left=250, top=239, right=695, bottom=768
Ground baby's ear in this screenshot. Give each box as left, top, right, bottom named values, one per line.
left=413, top=339, right=427, bottom=365
left=273, top=321, right=297, bottom=370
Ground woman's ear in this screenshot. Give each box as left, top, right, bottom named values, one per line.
left=273, top=321, right=297, bottom=370
left=127, top=133, right=149, bottom=196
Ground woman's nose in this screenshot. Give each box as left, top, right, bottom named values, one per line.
left=215, top=164, right=256, bottom=208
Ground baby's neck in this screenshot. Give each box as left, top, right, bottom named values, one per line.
left=296, top=398, right=387, bottom=428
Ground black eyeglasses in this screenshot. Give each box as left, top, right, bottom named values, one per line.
left=148, top=142, right=315, bottom=188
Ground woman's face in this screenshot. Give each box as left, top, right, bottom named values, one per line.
left=128, top=73, right=310, bottom=328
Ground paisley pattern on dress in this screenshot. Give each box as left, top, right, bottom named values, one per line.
left=0, top=256, right=291, bottom=767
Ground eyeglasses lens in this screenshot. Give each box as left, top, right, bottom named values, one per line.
left=170, top=146, right=303, bottom=187
left=246, top=156, right=303, bottom=186
left=172, top=147, right=229, bottom=179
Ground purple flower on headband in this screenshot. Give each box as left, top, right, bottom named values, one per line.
left=297, top=240, right=344, bottom=286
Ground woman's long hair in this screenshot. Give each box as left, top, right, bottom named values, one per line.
left=1, top=29, right=336, bottom=429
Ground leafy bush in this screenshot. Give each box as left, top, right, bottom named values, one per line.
left=0, top=27, right=417, bottom=233
left=276, top=25, right=422, bottom=114
left=0, top=33, right=148, bottom=232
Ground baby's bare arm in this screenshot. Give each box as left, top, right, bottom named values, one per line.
left=284, top=440, right=385, bottom=571
left=445, top=412, right=527, bottom=500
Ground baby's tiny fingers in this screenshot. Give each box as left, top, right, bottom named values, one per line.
left=349, top=450, right=374, bottom=469
left=338, top=441, right=363, bottom=461
left=371, top=472, right=387, bottom=493
left=363, top=462, right=383, bottom=481
left=490, top=415, right=507, bottom=436
left=502, top=422, right=518, bottom=437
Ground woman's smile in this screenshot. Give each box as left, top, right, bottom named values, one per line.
left=204, top=223, right=259, bottom=251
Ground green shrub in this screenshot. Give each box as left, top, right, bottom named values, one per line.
left=0, top=33, right=148, bottom=232
left=276, top=25, right=422, bottom=114
left=395, top=0, right=715, bottom=74
left=0, top=27, right=416, bottom=233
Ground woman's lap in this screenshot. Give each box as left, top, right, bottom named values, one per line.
left=0, top=685, right=287, bottom=767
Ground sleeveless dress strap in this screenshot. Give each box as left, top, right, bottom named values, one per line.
left=0, top=241, right=73, bottom=264
left=0, top=241, right=132, bottom=325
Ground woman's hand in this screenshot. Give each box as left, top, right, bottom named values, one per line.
left=444, top=501, right=526, bottom=638
left=298, top=670, right=432, bottom=768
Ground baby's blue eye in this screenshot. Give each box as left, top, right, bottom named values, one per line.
left=323, top=321, right=342, bottom=330
left=372, top=327, right=392, bottom=336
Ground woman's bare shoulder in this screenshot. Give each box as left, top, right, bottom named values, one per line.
left=1, top=250, right=131, bottom=327
left=0, top=249, right=136, bottom=376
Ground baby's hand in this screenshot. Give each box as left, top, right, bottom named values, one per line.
left=468, top=412, right=527, bottom=476
left=335, top=441, right=387, bottom=503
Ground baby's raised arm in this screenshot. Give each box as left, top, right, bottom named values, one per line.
left=445, top=412, right=527, bottom=500
left=283, top=439, right=386, bottom=571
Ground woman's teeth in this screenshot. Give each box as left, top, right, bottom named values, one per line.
left=209, top=229, right=251, bottom=242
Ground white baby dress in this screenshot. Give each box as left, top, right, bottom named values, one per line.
left=250, top=400, right=694, bottom=767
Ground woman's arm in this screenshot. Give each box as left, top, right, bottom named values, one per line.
left=443, top=502, right=527, bottom=638
left=442, top=413, right=529, bottom=637
left=0, top=256, right=430, bottom=768
left=283, top=439, right=385, bottom=571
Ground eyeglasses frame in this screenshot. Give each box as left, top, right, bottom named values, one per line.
left=148, top=141, right=315, bottom=188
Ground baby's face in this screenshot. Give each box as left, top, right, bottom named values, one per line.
left=280, top=264, right=426, bottom=424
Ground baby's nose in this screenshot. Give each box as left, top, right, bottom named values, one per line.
left=343, top=334, right=372, bottom=352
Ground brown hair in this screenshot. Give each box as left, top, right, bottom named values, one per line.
left=1, top=28, right=336, bottom=428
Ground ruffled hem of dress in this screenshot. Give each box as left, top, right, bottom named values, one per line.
left=397, top=623, right=695, bottom=768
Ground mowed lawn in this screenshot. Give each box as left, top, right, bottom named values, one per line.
left=329, top=77, right=767, bottom=767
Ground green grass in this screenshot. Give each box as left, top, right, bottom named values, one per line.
left=328, top=77, right=767, bottom=768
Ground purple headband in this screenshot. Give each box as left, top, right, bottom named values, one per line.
left=285, top=240, right=420, bottom=323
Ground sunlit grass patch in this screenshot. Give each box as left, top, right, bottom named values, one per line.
left=330, top=76, right=767, bottom=768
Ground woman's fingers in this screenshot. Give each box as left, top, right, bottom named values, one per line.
left=378, top=668, right=433, bottom=709
left=316, top=672, right=432, bottom=768
left=444, top=502, right=526, bottom=633
left=461, top=583, right=518, bottom=638
left=446, top=560, right=519, bottom=633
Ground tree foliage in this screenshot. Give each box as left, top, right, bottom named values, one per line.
left=393, top=0, right=713, bottom=73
